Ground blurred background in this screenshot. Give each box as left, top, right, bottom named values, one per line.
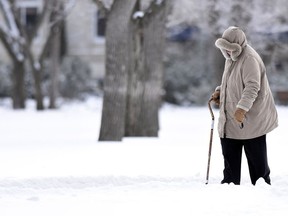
left=0, top=0, right=288, bottom=110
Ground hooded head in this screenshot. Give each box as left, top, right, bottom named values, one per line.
left=215, top=26, right=247, bottom=61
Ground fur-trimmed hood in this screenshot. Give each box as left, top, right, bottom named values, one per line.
left=215, top=26, right=247, bottom=61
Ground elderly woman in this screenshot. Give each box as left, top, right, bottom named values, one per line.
left=212, top=26, right=278, bottom=185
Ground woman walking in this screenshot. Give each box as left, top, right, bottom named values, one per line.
left=211, top=26, right=278, bottom=185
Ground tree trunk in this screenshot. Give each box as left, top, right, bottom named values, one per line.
left=49, top=0, right=64, bottom=109
left=141, top=2, right=167, bottom=136
left=22, top=26, right=45, bottom=111
left=12, top=60, right=25, bottom=109
left=32, top=67, right=44, bottom=110
left=125, top=0, right=145, bottom=136
left=125, top=1, right=168, bottom=137
left=49, top=30, right=60, bottom=109
left=98, top=0, right=138, bottom=141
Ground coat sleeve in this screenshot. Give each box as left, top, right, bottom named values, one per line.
left=215, top=86, right=221, bottom=91
left=237, top=56, right=261, bottom=112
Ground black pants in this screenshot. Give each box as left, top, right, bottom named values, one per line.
left=220, top=135, right=271, bottom=185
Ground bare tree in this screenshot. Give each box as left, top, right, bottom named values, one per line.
left=0, top=0, right=27, bottom=109
left=0, top=0, right=51, bottom=109
left=0, top=0, right=73, bottom=110
left=24, top=0, right=73, bottom=110
left=94, top=0, right=169, bottom=141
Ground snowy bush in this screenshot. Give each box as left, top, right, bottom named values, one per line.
left=249, top=32, right=288, bottom=104
left=164, top=30, right=217, bottom=106
left=59, top=57, right=101, bottom=100
left=1, top=57, right=103, bottom=101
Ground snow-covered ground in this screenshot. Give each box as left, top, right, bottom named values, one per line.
left=0, top=97, right=287, bottom=216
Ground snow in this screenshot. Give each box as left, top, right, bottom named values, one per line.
left=133, top=11, right=144, bottom=19
left=0, top=97, right=288, bottom=216
left=33, top=61, right=41, bottom=70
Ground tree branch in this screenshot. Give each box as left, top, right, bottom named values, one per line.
left=0, top=0, right=20, bottom=37
left=144, top=0, right=166, bottom=14
left=41, top=20, right=63, bottom=63
left=38, top=0, right=65, bottom=66
left=0, top=27, right=18, bottom=61
left=48, top=0, right=75, bottom=28
left=0, top=0, right=25, bottom=62
left=92, top=0, right=109, bottom=16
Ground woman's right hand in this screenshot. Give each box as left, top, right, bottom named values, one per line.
left=211, top=90, right=220, bottom=105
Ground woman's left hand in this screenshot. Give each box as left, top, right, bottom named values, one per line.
left=234, top=108, right=246, bottom=123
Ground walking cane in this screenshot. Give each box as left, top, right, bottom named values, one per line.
left=206, top=98, right=215, bottom=184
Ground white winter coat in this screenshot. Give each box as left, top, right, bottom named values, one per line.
left=215, top=26, right=278, bottom=139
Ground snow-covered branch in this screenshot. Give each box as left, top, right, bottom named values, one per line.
left=0, top=0, right=20, bottom=38
left=133, top=11, right=144, bottom=19
left=0, top=0, right=25, bottom=62
left=0, top=27, right=16, bottom=59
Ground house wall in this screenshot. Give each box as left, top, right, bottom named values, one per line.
left=65, top=0, right=105, bottom=79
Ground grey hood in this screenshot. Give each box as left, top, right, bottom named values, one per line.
left=215, top=26, right=247, bottom=61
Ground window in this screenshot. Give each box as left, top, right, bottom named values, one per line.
left=97, top=10, right=106, bottom=37
left=22, top=7, right=38, bottom=33
left=94, top=9, right=106, bottom=41
left=16, top=0, right=42, bottom=36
